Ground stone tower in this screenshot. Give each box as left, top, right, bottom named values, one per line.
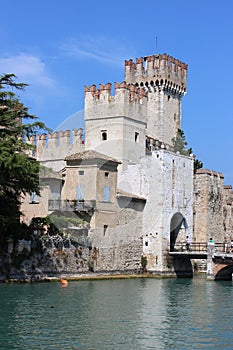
left=124, top=54, right=188, bottom=144
left=84, top=53, right=188, bottom=167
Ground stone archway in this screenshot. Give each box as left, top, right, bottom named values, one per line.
left=170, top=212, right=187, bottom=251
left=214, top=264, right=233, bottom=281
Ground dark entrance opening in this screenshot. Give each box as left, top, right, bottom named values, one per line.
left=170, top=212, right=185, bottom=252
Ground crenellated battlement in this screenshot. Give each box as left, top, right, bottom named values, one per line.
left=84, top=81, right=149, bottom=124
left=27, top=129, right=84, bottom=171
left=124, top=53, right=187, bottom=93
left=84, top=81, right=148, bottom=103
left=85, top=52, right=188, bottom=147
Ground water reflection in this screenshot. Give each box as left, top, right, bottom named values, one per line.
left=0, top=278, right=232, bottom=349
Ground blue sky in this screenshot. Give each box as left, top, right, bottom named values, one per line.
left=1, top=0, right=233, bottom=184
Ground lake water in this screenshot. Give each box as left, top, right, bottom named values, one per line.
left=0, top=277, right=232, bottom=349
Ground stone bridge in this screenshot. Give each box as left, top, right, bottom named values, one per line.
left=169, top=242, right=233, bottom=281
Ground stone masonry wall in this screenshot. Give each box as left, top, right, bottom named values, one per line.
left=0, top=234, right=92, bottom=281
left=117, top=149, right=193, bottom=273
left=193, top=169, right=225, bottom=242
left=223, top=185, right=233, bottom=241
left=28, top=129, right=84, bottom=172
left=88, top=198, right=145, bottom=272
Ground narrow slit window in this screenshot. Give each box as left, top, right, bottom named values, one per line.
left=103, top=225, right=108, bottom=236
left=104, top=186, right=110, bottom=202
left=76, top=184, right=84, bottom=200
left=135, top=132, right=139, bottom=143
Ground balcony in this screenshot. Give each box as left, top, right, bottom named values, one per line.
left=48, top=200, right=96, bottom=212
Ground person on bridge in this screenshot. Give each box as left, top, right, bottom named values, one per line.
left=186, top=236, right=191, bottom=251
left=231, top=240, right=233, bottom=253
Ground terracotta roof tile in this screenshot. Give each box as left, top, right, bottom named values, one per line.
left=65, top=150, right=121, bottom=164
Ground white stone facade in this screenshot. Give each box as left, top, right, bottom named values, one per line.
left=21, top=51, right=233, bottom=275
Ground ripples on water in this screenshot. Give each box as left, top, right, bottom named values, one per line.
left=0, top=277, right=232, bottom=349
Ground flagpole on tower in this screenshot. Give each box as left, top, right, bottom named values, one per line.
left=155, top=35, right=159, bottom=68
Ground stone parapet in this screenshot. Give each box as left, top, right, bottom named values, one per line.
left=124, top=53, right=187, bottom=93
left=195, top=168, right=224, bottom=178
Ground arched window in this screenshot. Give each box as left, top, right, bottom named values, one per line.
left=101, top=130, right=107, bottom=141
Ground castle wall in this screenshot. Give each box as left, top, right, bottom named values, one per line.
left=21, top=50, right=233, bottom=278
left=61, top=159, right=118, bottom=215
left=223, top=186, right=233, bottom=241
left=84, top=83, right=147, bottom=168
left=21, top=178, right=61, bottom=225
left=21, top=188, right=49, bottom=225
left=124, top=54, right=187, bottom=88
left=85, top=116, right=146, bottom=169
left=84, top=54, right=188, bottom=159
left=84, top=82, right=148, bottom=124
left=61, top=165, right=98, bottom=202
left=89, top=197, right=145, bottom=272
left=117, top=149, right=194, bottom=272
left=30, top=129, right=84, bottom=172
left=124, top=54, right=187, bottom=144
left=193, top=169, right=225, bottom=242
left=146, top=89, right=182, bottom=143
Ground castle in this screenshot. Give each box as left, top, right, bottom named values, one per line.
left=21, top=53, right=233, bottom=275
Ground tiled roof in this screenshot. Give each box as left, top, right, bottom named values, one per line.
left=65, top=150, right=121, bottom=164
left=116, top=189, right=146, bottom=201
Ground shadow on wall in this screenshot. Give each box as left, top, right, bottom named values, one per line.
left=172, top=256, right=193, bottom=278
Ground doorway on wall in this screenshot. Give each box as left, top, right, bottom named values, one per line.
left=170, top=212, right=187, bottom=251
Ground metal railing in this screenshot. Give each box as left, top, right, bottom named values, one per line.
left=172, top=242, right=232, bottom=254
left=48, top=200, right=95, bottom=212
left=173, top=242, right=207, bottom=253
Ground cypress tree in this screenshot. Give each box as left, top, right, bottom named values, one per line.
left=0, top=74, right=49, bottom=244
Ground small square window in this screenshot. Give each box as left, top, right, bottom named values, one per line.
left=30, top=192, right=39, bottom=204
left=145, top=241, right=148, bottom=246
left=105, top=172, right=109, bottom=178
left=78, top=170, right=84, bottom=175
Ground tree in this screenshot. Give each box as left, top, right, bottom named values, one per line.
left=172, top=128, right=203, bottom=173
left=0, top=74, right=49, bottom=244
left=172, top=128, right=190, bottom=156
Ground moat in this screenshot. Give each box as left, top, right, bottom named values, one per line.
left=0, top=277, right=232, bottom=349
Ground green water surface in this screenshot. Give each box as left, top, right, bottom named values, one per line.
left=0, top=277, right=232, bottom=349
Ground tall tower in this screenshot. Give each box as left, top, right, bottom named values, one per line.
left=125, top=54, right=187, bottom=144
left=84, top=53, right=188, bottom=166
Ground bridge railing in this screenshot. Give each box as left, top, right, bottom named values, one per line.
left=173, top=242, right=231, bottom=254
left=173, top=242, right=207, bottom=252
left=214, top=242, right=231, bottom=254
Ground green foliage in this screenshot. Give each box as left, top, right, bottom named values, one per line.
left=30, top=216, right=59, bottom=236
left=172, top=128, right=190, bottom=156
left=172, top=129, right=203, bottom=173
left=0, top=73, right=50, bottom=243
left=193, top=158, right=203, bottom=174
left=49, top=213, right=87, bottom=231
left=30, top=213, right=87, bottom=236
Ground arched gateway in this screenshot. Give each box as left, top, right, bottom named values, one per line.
left=170, top=212, right=193, bottom=278
left=170, top=212, right=187, bottom=252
